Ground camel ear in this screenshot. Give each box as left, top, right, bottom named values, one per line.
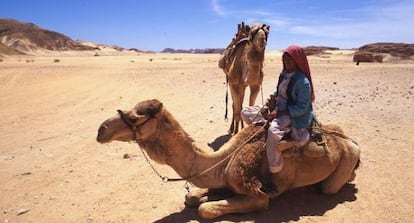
left=147, top=99, right=163, bottom=117
left=246, top=25, right=251, bottom=33
left=248, top=26, right=257, bottom=41
left=264, top=25, right=270, bottom=33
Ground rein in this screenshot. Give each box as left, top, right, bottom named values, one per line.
left=117, top=109, right=266, bottom=184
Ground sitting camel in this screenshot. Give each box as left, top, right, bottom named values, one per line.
left=97, top=99, right=360, bottom=219
left=218, top=22, right=270, bottom=134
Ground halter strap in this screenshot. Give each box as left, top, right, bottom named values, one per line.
left=117, top=109, right=152, bottom=141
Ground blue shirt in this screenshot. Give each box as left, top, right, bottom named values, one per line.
left=275, top=71, right=314, bottom=128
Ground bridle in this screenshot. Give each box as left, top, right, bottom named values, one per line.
left=117, top=109, right=196, bottom=183
left=117, top=109, right=152, bottom=142
left=249, top=24, right=269, bottom=42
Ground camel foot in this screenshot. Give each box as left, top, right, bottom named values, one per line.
left=198, top=203, right=225, bottom=219
left=185, top=195, right=208, bottom=208
left=185, top=188, right=234, bottom=207
left=197, top=196, right=269, bottom=219
left=185, top=188, right=209, bottom=207
left=259, top=181, right=278, bottom=197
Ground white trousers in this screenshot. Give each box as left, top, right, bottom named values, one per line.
left=241, top=106, right=290, bottom=173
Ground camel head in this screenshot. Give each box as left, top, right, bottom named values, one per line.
left=97, top=99, right=163, bottom=143
left=249, top=23, right=270, bottom=51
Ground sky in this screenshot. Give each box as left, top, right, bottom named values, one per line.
left=1, top=0, right=413, bottom=51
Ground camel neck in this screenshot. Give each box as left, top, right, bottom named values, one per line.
left=149, top=128, right=229, bottom=188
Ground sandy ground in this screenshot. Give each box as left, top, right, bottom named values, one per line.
left=0, top=51, right=413, bottom=223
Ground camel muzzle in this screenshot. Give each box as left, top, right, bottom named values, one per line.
left=97, top=123, right=111, bottom=143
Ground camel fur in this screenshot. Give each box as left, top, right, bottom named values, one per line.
left=97, top=99, right=361, bottom=219
left=219, top=22, right=270, bottom=134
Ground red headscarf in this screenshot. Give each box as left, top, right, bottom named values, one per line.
left=283, top=45, right=315, bottom=102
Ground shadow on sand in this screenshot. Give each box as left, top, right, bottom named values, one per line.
left=153, top=184, right=358, bottom=223
left=207, top=134, right=232, bottom=151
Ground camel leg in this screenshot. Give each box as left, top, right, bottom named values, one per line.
left=229, top=84, right=239, bottom=133
left=229, top=116, right=235, bottom=134
left=229, top=84, right=245, bottom=134
left=249, top=85, right=260, bottom=106
left=235, top=86, right=246, bottom=133
left=321, top=141, right=360, bottom=194
left=185, top=188, right=234, bottom=207
left=197, top=195, right=269, bottom=219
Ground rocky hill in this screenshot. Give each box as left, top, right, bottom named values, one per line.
left=352, top=42, right=414, bottom=63
left=0, top=41, right=22, bottom=55
left=358, top=42, right=414, bottom=59
left=0, top=18, right=99, bottom=55
left=303, top=46, right=340, bottom=56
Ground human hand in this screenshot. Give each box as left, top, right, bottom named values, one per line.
left=266, top=94, right=277, bottom=111
left=265, top=110, right=277, bottom=121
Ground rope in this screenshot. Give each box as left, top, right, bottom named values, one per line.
left=138, top=145, right=169, bottom=182
left=224, top=75, right=229, bottom=121
left=135, top=121, right=266, bottom=183
left=260, top=84, right=264, bottom=106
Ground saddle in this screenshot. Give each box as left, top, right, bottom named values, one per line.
left=281, top=118, right=329, bottom=158
left=218, top=22, right=251, bottom=73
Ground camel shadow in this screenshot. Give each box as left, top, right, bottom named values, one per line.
left=207, top=134, right=232, bottom=151
left=153, top=184, right=358, bottom=223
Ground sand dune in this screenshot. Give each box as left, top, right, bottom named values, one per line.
left=0, top=52, right=413, bottom=222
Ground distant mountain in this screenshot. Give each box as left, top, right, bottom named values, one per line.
left=303, top=46, right=340, bottom=56
left=352, top=42, right=414, bottom=63
left=161, top=48, right=225, bottom=54
left=0, top=18, right=99, bottom=55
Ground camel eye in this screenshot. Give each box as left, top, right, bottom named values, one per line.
left=136, top=109, right=146, bottom=116
left=127, top=116, right=137, bottom=124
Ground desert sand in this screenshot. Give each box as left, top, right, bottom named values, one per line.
left=1, top=51, right=413, bottom=222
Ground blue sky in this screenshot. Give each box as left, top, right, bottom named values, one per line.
left=1, top=0, right=413, bottom=51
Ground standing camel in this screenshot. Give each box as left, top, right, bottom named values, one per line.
left=219, top=22, right=270, bottom=134
left=97, top=99, right=361, bottom=220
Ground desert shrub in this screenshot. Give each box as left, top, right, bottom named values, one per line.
left=374, top=55, right=383, bottom=63
left=54, top=59, right=60, bottom=63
